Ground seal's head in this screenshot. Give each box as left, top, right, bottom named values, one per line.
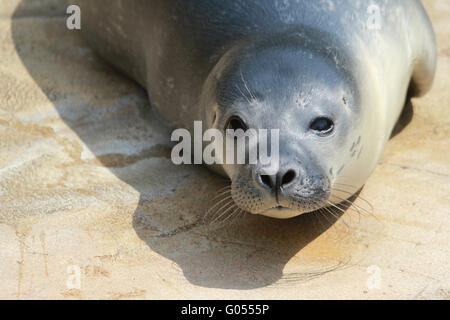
left=203, top=35, right=363, bottom=219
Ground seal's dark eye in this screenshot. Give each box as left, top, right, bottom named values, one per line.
left=310, top=117, right=334, bottom=134
left=226, top=116, right=248, bottom=131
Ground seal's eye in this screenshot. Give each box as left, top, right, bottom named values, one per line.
left=226, top=116, right=248, bottom=131
left=310, top=117, right=334, bottom=134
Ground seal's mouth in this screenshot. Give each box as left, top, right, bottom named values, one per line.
left=228, top=168, right=331, bottom=219
left=258, top=205, right=303, bottom=219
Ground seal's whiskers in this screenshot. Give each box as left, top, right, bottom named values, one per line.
left=205, top=185, right=246, bottom=228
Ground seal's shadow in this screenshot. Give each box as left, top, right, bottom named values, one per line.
left=11, top=1, right=408, bottom=289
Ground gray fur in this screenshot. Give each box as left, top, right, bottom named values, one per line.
left=75, top=0, right=437, bottom=218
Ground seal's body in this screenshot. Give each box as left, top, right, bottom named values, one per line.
left=76, top=0, right=436, bottom=218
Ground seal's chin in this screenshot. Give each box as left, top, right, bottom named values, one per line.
left=258, top=206, right=306, bottom=219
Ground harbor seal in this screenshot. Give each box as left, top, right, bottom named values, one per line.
left=74, top=0, right=436, bottom=219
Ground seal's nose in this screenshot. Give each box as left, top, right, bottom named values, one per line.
left=258, top=168, right=298, bottom=191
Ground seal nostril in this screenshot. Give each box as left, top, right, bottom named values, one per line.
left=260, top=175, right=273, bottom=189
left=281, top=170, right=297, bottom=187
